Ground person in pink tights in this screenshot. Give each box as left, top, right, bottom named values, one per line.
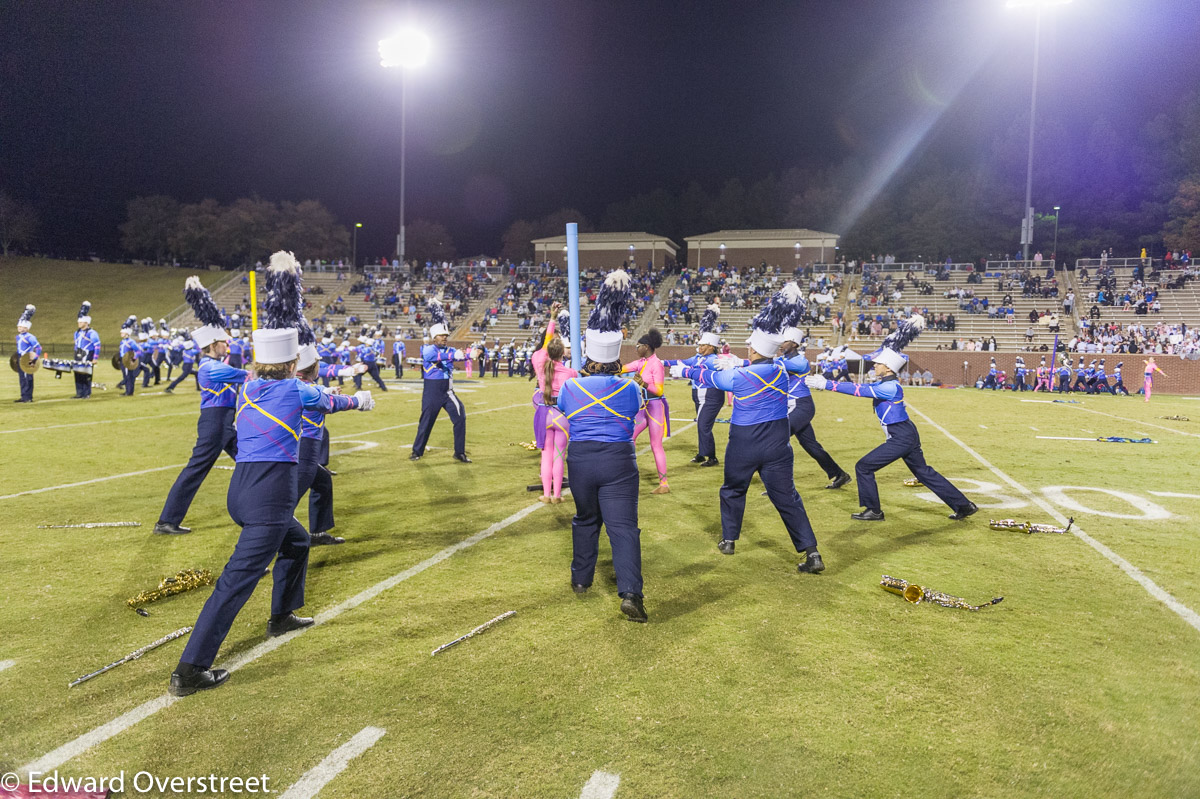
left=1142, top=356, right=1166, bottom=402
left=533, top=305, right=579, bottom=502
left=622, top=328, right=671, bottom=494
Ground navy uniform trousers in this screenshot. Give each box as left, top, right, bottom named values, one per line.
left=74, top=369, right=93, bottom=398
left=411, top=380, right=466, bottom=457
left=18, top=371, right=34, bottom=401
left=567, top=441, right=643, bottom=597
left=720, top=418, right=817, bottom=551
left=180, top=461, right=309, bottom=669
left=298, top=434, right=335, bottom=535
left=693, top=387, right=722, bottom=459
left=856, top=419, right=969, bottom=513
left=354, top=362, right=388, bottom=391
left=167, top=362, right=196, bottom=392
left=789, top=396, right=842, bottom=479
left=122, top=365, right=151, bottom=394
left=393, top=354, right=404, bottom=379
left=159, top=407, right=238, bottom=525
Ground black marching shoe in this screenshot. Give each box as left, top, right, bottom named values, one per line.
left=717, top=539, right=736, bottom=555
left=701, top=457, right=720, bottom=468
left=153, top=521, right=192, bottom=535
left=619, top=594, right=648, bottom=623
left=825, top=472, right=852, bottom=490
left=797, top=552, right=826, bottom=574
left=164, top=387, right=173, bottom=394
left=851, top=509, right=886, bottom=521
left=453, top=453, right=472, bottom=463
left=690, top=454, right=706, bottom=464
left=266, top=612, right=314, bottom=637
left=310, top=531, right=345, bottom=546
left=409, top=452, right=422, bottom=461
left=169, top=667, right=230, bottom=697
left=948, top=502, right=979, bottom=521
left=571, top=582, right=590, bottom=595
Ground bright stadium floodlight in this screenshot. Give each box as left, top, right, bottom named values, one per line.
left=379, top=28, right=431, bottom=264
left=1006, top=0, right=1071, bottom=7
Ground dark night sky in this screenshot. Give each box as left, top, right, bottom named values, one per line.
left=2, top=0, right=1198, bottom=259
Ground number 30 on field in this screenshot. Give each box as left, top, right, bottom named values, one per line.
left=913, top=479, right=1175, bottom=520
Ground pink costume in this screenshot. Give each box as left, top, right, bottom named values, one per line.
left=623, top=354, right=671, bottom=486
left=532, top=321, right=578, bottom=499
left=1143, top=361, right=1163, bottom=401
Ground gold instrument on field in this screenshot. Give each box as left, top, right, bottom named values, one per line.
left=111, top=353, right=123, bottom=371
left=9, top=351, right=40, bottom=374
left=989, top=517, right=1073, bottom=535
left=1160, top=415, right=1190, bottom=422
left=880, top=575, right=1003, bottom=611
left=126, top=568, right=214, bottom=610
left=903, top=478, right=923, bottom=487
left=121, top=350, right=140, bottom=370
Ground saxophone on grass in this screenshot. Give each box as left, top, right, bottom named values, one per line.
left=879, top=575, right=1003, bottom=611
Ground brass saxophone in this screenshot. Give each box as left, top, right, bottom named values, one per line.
left=989, top=517, right=1074, bottom=535
left=880, top=575, right=1003, bottom=611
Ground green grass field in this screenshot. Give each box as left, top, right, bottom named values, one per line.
left=1, top=366, right=1199, bottom=798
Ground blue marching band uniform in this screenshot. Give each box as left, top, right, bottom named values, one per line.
left=776, top=335, right=850, bottom=489
left=15, top=305, right=40, bottom=402
left=662, top=301, right=723, bottom=467
left=392, top=337, right=406, bottom=378
left=410, top=299, right=470, bottom=462
left=73, top=302, right=101, bottom=399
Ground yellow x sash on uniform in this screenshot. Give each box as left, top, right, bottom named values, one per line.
left=734, top=366, right=788, bottom=401
left=237, top=394, right=300, bottom=441
left=565, top=381, right=635, bottom=421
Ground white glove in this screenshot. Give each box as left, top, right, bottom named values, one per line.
left=715, top=354, right=741, bottom=370
left=669, top=364, right=686, bottom=379
left=804, top=375, right=828, bottom=391
left=336, top=366, right=358, bottom=377
left=353, top=390, right=375, bottom=411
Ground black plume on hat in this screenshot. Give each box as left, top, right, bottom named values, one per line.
left=184, top=276, right=224, bottom=327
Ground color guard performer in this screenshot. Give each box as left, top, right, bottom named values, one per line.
left=670, top=284, right=825, bottom=574
left=74, top=301, right=101, bottom=399
left=622, top=328, right=671, bottom=494
left=169, top=252, right=374, bottom=697
left=154, top=277, right=243, bottom=536
left=557, top=269, right=649, bottom=621
left=805, top=315, right=977, bottom=523
left=532, top=306, right=578, bottom=503
left=1034, top=356, right=1052, bottom=392
left=14, top=304, right=39, bottom=403
left=1142, top=356, right=1166, bottom=402
left=410, top=298, right=470, bottom=462
left=662, top=301, right=722, bottom=467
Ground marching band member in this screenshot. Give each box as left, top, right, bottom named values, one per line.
left=557, top=269, right=649, bottom=621
left=392, top=336, right=406, bottom=379
left=670, top=283, right=825, bottom=575
left=1056, top=355, right=1073, bottom=393
left=1093, top=359, right=1111, bottom=394
left=152, top=319, right=170, bottom=383
left=806, top=315, right=977, bottom=523
left=165, top=328, right=199, bottom=393
left=1112, top=361, right=1130, bottom=395
left=981, top=358, right=999, bottom=390
left=622, top=328, right=671, bottom=494
left=118, top=317, right=140, bottom=396
left=1072, top=356, right=1090, bottom=393
left=135, top=320, right=156, bottom=388
left=14, top=304, right=39, bottom=403
left=1142, top=356, right=1166, bottom=402
left=1012, top=356, right=1029, bottom=392
left=317, top=334, right=337, bottom=386
left=777, top=327, right=850, bottom=489
left=532, top=306, right=578, bottom=503
left=154, top=277, right=244, bottom=536
left=165, top=329, right=183, bottom=380
left=73, top=301, right=100, bottom=399
left=411, top=299, right=470, bottom=462
left=662, top=301, right=722, bottom=467
left=1034, top=356, right=1052, bottom=392
left=170, top=251, right=374, bottom=697
left=833, top=348, right=851, bottom=382
left=227, top=325, right=245, bottom=368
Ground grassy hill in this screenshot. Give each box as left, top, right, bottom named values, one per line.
left=0, top=257, right=223, bottom=348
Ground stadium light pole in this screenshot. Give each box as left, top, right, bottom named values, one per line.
left=353, top=222, right=362, bottom=270
left=1007, top=0, right=1072, bottom=264
left=379, top=28, right=432, bottom=265
left=1051, top=206, right=1060, bottom=263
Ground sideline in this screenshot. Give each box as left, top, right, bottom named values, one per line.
left=908, top=403, right=1200, bottom=635
left=278, top=726, right=386, bottom=799
left=579, top=771, right=621, bottom=799
left=333, top=402, right=527, bottom=439
left=19, top=502, right=546, bottom=776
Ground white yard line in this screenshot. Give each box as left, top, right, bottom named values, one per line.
left=333, top=401, right=527, bottom=439
left=278, top=727, right=386, bottom=799
left=1037, top=436, right=1102, bottom=441
left=20, top=502, right=546, bottom=776
left=579, top=771, right=621, bottom=799
left=0, top=464, right=187, bottom=501
left=1060, top=404, right=1200, bottom=439
left=908, top=404, right=1200, bottom=635
left=1149, top=491, right=1200, bottom=499
left=0, top=410, right=196, bottom=435
left=0, top=660, right=14, bottom=672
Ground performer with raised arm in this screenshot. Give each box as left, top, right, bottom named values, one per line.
left=662, top=301, right=722, bottom=467
left=557, top=269, right=649, bottom=621
left=776, top=326, right=851, bottom=489
left=73, top=301, right=101, bottom=399
left=805, top=315, right=977, bottom=523
left=1112, top=361, right=1130, bottom=395
left=1142, top=356, right=1166, bottom=402
left=411, top=298, right=470, bottom=462
left=153, top=277, right=243, bottom=536
left=169, top=251, right=374, bottom=697
left=622, top=328, right=671, bottom=494
left=14, top=304, right=39, bottom=403
left=532, top=305, right=578, bottom=504
left=669, top=284, right=825, bottom=575
left=1034, top=356, right=1052, bottom=393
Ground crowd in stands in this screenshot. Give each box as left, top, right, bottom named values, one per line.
left=1070, top=320, right=1200, bottom=357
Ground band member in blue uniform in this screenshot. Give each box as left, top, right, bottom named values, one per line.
left=833, top=350, right=850, bottom=382
left=806, top=315, right=977, bottom=523
left=1012, top=357, right=1029, bottom=392
left=1112, top=361, right=1130, bottom=395
left=118, top=319, right=142, bottom=396
left=392, top=337, right=406, bottom=378
left=557, top=269, right=649, bottom=621
left=227, top=327, right=245, bottom=368
left=663, top=301, right=722, bottom=466
left=73, top=301, right=101, bottom=399
left=317, top=335, right=337, bottom=386
left=353, top=333, right=388, bottom=391
left=170, top=252, right=374, bottom=697
left=154, top=277, right=244, bottom=536
left=981, top=358, right=999, bottom=390
left=777, top=326, right=850, bottom=489
left=136, top=320, right=156, bottom=387
left=14, top=304, right=39, bottom=403
left=1056, top=356, right=1072, bottom=393
left=671, top=284, right=825, bottom=574
left=166, top=330, right=199, bottom=393
left=1072, top=357, right=1090, bottom=393
left=410, top=298, right=470, bottom=462
left=1093, top=359, right=1111, bottom=394
left=165, top=330, right=183, bottom=380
